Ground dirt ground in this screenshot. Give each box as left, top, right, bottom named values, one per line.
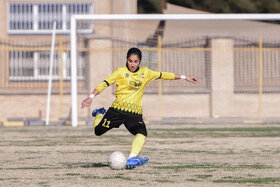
left=1, top=123, right=280, bottom=187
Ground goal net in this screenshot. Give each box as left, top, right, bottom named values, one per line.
left=71, top=14, right=280, bottom=127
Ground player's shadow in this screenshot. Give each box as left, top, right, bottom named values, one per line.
left=80, top=162, right=108, bottom=168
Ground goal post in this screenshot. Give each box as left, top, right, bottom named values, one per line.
left=71, top=16, right=78, bottom=127
left=71, top=13, right=280, bottom=127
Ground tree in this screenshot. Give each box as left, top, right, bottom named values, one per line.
left=138, top=0, right=280, bottom=13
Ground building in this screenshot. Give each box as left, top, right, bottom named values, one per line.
left=0, top=1, right=280, bottom=126
left=0, top=0, right=138, bottom=125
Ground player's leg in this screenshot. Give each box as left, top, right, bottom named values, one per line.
left=126, top=133, right=149, bottom=168
left=92, top=107, right=106, bottom=129
left=129, top=133, right=146, bottom=159
left=124, top=116, right=149, bottom=168
left=93, top=108, right=123, bottom=136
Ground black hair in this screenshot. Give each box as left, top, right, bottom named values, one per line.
left=126, top=47, right=142, bottom=61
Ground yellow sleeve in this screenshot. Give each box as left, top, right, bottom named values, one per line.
left=95, top=82, right=108, bottom=93
left=147, top=69, right=175, bottom=81
left=160, top=72, right=175, bottom=80
left=94, top=68, right=120, bottom=93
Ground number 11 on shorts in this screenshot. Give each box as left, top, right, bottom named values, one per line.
left=102, top=119, right=110, bottom=128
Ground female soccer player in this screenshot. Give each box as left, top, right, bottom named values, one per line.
left=81, top=47, right=197, bottom=168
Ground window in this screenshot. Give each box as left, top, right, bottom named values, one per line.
left=9, top=4, right=33, bottom=30
left=9, top=2, right=94, bottom=34
left=9, top=51, right=85, bottom=81
left=38, top=4, right=63, bottom=30
left=9, top=51, right=34, bottom=77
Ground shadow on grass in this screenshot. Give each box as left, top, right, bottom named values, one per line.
left=80, top=162, right=108, bottom=168
left=0, top=162, right=109, bottom=171
left=62, top=161, right=109, bottom=168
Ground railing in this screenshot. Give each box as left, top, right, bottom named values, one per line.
left=1, top=36, right=280, bottom=95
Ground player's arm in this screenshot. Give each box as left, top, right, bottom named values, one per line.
left=81, top=68, right=120, bottom=109
left=148, top=69, right=197, bottom=84
left=174, top=74, right=197, bottom=84
left=155, top=71, right=197, bottom=85
left=81, top=89, right=100, bottom=109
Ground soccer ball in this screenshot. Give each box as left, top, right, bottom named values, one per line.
left=108, top=151, right=127, bottom=170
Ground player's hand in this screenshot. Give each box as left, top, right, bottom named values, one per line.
left=81, top=97, right=92, bottom=109
left=186, top=76, right=197, bottom=85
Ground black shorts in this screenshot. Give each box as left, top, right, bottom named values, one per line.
left=94, top=107, right=147, bottom=137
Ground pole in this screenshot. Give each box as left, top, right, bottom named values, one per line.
left=258, top=35, right=263, bottom=118
left=59, top=37, right=64, bottom=118
left=71, top=17, right=78, bottom=127
left=157, top=35, right=163, bottom=120
left=46, top=21, right=57, bottom=125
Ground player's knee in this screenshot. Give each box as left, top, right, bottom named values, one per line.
left=129, top=125, right=147, bottom=137
left=94, top=128, right=104, bottom=136
left=94, top=131, right=103, bottom=136
left=138, top=131, right=147, bottom=137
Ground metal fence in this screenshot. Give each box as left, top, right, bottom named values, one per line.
left=112, top=36, right=211, bottom=94
left=1, top=36, right=280, bottom=95
left=234, top=36, right=280, bottom=93
left=0, top=38, right=85, bottom=94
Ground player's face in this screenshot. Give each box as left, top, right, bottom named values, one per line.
left=127, top=54, right=140, bottom=72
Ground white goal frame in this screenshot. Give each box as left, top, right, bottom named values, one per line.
left=70, top=13, right=280, bottom=127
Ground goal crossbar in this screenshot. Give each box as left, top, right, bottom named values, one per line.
left=71, top=13, right=280, bottom=127
left=72, top=13, right=280, bottom=21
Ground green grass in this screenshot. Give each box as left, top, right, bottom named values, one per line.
left=173, top=149, right=220, bottom=154
left=154, top=164, right=224, bottom=169
left=154, top=163, right=273, bottom=170
left=235, top=164, right=273, bottom=169
left=1, top=166, right=54, bottom=170
left=214, top=177, right=280, bottom=184
left=149, top=127, right=280, bottom=138
left=186, top=178, right=199, bottom=182
left=80, top=174, right=142, bottom=181
left=15, top=150, right=46, bottom=154
left=38, top=181, right=49, bottom=186
left=151, top=127, right=280, bottom=132
left=103, top=175, right=132, bottom=180
left=0, top=178, right=18, bottom=181
left=0, top=140, right=60, bottom=147
left=81, top=175, right=100, bottom=179
left=1, top=125, right=280, bottom=186
left=65, top=173, right=81, bottom=176
left=155, top=179, right=173, bottom=183
left=195, top=174, right=212, bottom=179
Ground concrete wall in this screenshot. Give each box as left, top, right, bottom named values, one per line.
left=210, top=38, right=235, bottom=118
left=0, top=94, right=72, bottom=121
left=1, top=0, right=280, bottom=122
left=87, top=37, right=280, bottom=121
left=0, top=0, right=138, bottom=122
left=2, top=36, right=280, bottom=121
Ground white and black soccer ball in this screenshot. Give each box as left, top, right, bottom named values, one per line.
left=108, top=151, right=127, bottom=170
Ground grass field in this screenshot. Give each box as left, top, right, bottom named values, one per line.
left=1, top=123, right=280, bottom=186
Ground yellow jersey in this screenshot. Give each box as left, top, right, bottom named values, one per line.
left=95, top=65, right=175, bottom=115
